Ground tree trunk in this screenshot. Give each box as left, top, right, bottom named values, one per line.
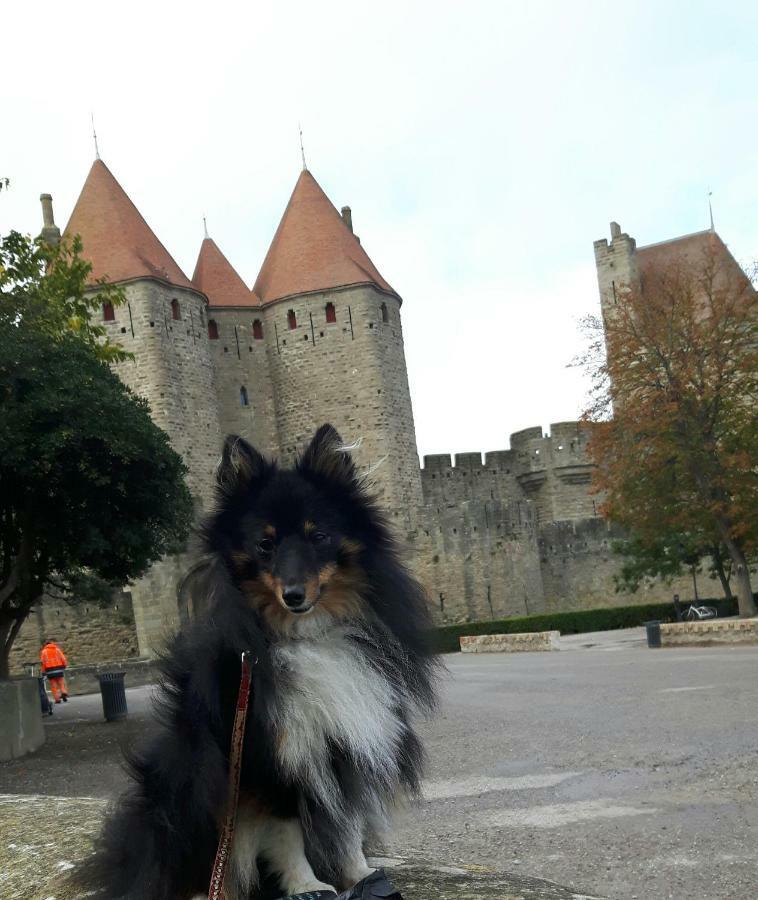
left=710, top=545, right=733, bottom=599
left=0, top=621, right=11, bottom=680
left=0, top=609, right=29, bottom=680
left=722, top=537, right=756, bottom=618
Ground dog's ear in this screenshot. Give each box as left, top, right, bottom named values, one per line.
left=217, top=435, right=267, bottom=494
left=298, top=424, right=357, bottom=485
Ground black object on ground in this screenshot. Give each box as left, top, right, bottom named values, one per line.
left=280, top=870, right=403, bottom=900
left=97, top=672, right=128, bottom=721
left=644, top=620, right=662, bottom=648
left=37, top=675, right=53, bottom=716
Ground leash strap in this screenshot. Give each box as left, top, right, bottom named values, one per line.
left=208, top=650, right=255, bottom=900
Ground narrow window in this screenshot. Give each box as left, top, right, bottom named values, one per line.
left=381, top=302, right=389, bottom=323
left=287, top=309, right=297, bottom=330
left=325, top=302, right=336, bottom=323
left=240, top=386, right=249, bottom=407
left=208, top=319, right=219, bottom=340
left=252, top=319, right=263, bottom=340
left=103, top=301, right=115, bottom=322
left=171, top=299, right=181, bottom=321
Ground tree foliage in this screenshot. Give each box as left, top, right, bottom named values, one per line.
left=581, top=238, right=757, bottom=617
left=0, top=231, right=129, bottom=363
left=611, top=533, right=733, bottom=599
left=0, top=232, right=193, bottom=677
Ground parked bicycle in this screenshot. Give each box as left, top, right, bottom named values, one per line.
left=684, top=604, right=718, bottom=621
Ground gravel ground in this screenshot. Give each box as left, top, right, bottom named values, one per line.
left=2, top=633, right=757, bottom=899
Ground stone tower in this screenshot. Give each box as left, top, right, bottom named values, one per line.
left=63, top=160, right=222, bottom=652
left=592, top=221, right=640, bottom=325
left=193, top=169, right=424, bottom=525
left=191, top=233, right=280, bottom=459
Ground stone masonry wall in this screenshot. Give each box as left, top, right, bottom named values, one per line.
left=9, top=594, right=139, bottom=674
left=421, top=422, right=599, bottom=528
left=260, top=286, right=423, bottom=528
left=413, top=499, right=545, bottom=624
left=105, top=280, right=222, bottom=507
left=207, top=308, right=280, bottom=459
left=593, top=223, right=640, bottom=326
left=101, top=279, right=222, bottom=654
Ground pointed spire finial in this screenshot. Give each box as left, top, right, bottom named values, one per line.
left=203, top=215, right=209, bottom=239
left=298, top=122, right=307, bottom=171
left=91, top=112, right=100, bottom=160
left=708, top=189, right=714, bottom=232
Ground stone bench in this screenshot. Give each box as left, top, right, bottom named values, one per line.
left=660, top=617, right=758, bottom=647
left=460, top=631, right=561, bottom=653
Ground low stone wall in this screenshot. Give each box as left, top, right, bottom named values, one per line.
left=460, top=631, right=561, bottom=653
left=60, top=658, right=161, bottom=696
left=0, top=679, right=45, bottom=761
left=660, top=617, right=758, bottom=647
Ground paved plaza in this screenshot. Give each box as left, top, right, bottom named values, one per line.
left=2, top=630, right=757, bottom=899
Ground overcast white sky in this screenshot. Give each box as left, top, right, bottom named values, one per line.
left=2, top=1, right=756, bottom=459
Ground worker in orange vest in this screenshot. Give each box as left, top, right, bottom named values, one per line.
left=40, top=639, right=69, bottom=703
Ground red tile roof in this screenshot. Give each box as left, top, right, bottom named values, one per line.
left=64, top=160, right=196, bottom=292
left=253, top=169, right=399, bottom=305
left=192, top=237, right=260, bottom=308
left=637, top=229, right=751, bottom=295
left=637, top=230, right=720, bottom=280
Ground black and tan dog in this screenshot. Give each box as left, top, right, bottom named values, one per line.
left=77, top=425, right=437, bottom=899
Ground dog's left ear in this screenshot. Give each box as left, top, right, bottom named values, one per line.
left=299, top=424, right=357, bottom=485
left=217, top=435, right=268, bottom=494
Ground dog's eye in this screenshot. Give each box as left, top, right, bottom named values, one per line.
left=312, top=532, right=330, bottom=544
left=257, top=538, right=274, bottom=555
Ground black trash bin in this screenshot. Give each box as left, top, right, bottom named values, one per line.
left=98, top=672, right=128, bottom=721
left=645, top=620, right=662, bottom=649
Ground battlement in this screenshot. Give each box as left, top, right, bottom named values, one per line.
left=420, top=421, right=598, bottom=525
left=421, top=421, right=593, bottom=477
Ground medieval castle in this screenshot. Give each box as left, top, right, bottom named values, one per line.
left=12, top=158, right=740, bottom=668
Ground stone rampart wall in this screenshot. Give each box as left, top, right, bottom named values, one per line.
left=414, top=499, right=544, bottom=624
left=9, top=596, right=140, bottom=675
left=421, top=422, right=598, bottom=527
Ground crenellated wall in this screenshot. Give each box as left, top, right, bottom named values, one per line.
left=421, top=421, right=599, bottom=526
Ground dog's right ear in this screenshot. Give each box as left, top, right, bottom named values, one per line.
left=217, top=435, right=267, bottom=494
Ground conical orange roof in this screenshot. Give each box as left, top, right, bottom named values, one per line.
left=192, top=237, right=260, bottom=308
left=253, top=170, right=399, bottom=305
left=64, top=160, right=195, bottom=291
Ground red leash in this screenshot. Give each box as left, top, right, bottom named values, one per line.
left=208, top=651, right=255, bottom=900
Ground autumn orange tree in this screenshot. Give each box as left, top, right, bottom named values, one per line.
left=581, top=239, right=758, bottom=618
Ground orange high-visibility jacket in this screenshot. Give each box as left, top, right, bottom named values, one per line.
left=40, top=643, right=68, bottom=672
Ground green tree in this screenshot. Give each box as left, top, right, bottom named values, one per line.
left=612, top=533, right=732, bottom=600
left=0, top=230, right=128, bottom=362
left=0, top=233, right=193, bottom=677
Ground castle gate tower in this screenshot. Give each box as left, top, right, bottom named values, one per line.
left=249, top=169, right=423, bottom=524
left=63, top=160, right=222, bottom=653
left=191, top=234, right=279, bottom=458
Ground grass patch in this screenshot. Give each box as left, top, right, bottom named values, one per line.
left=430, top=597, right=742, bottom=654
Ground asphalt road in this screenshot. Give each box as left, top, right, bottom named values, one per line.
left=2, top=633, right=757, bottom=899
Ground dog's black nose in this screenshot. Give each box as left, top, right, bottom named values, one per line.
left=282, top=585, right=306, bottom=608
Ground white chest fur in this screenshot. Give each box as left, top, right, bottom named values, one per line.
left=270, top=624, right=405, bottom=813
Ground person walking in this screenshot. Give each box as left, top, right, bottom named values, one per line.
left=40, top=639, right=69, bottom=704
